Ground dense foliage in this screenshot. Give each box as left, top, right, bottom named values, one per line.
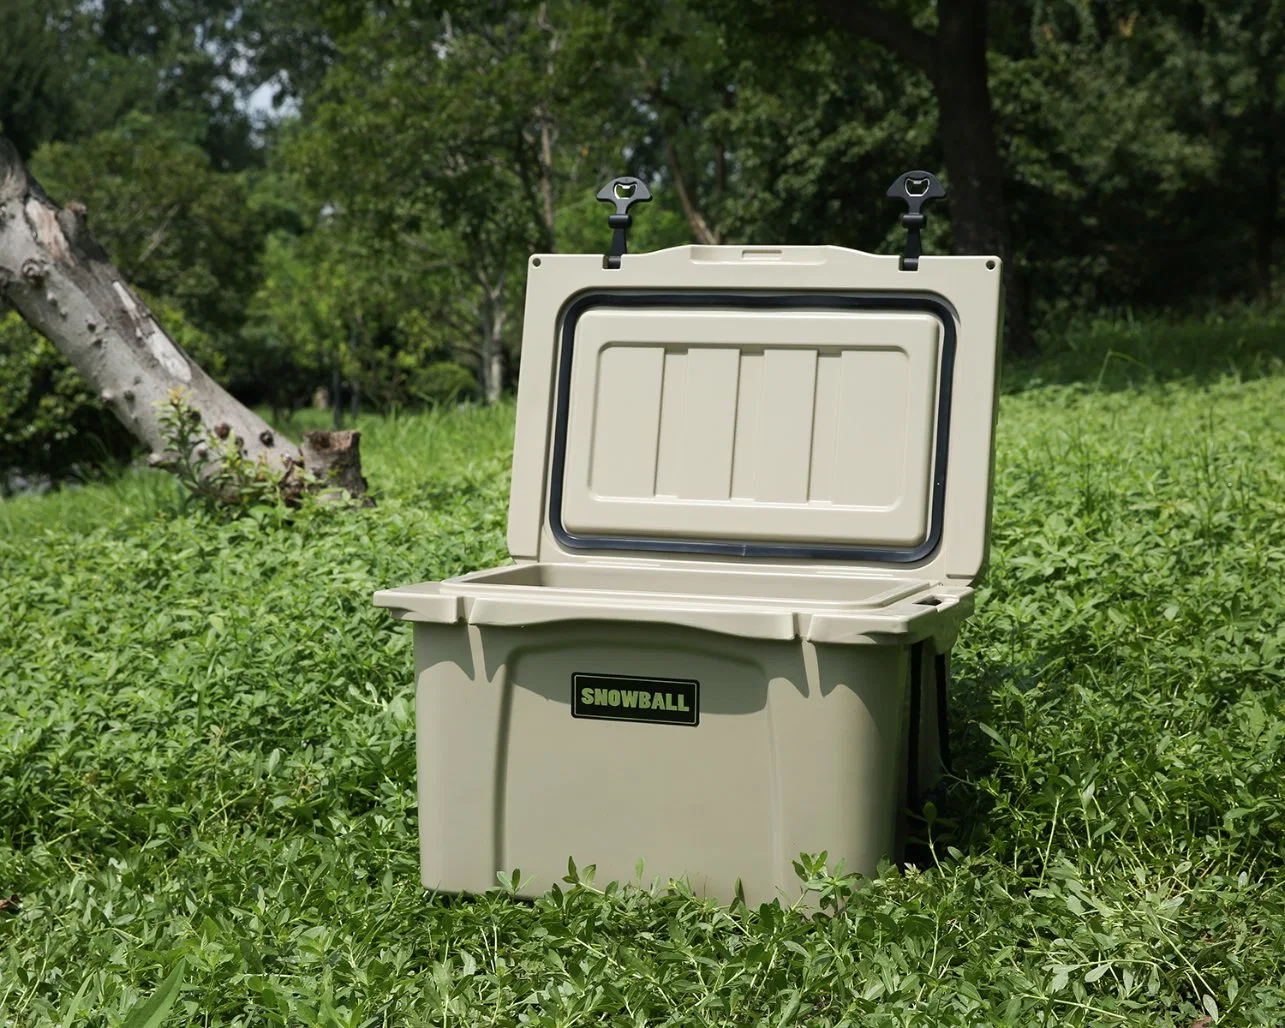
left=0, top=0, right=1282, bottom=476
left=1, top=315, right=1283, bottom=1024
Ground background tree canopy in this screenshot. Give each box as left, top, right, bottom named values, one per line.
left=1, top=0, right=1282, bottom=478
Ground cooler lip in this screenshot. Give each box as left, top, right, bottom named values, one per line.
left=372, top=573, right=974, bottom=644
left=441, top=561, right=930, bottom=610
left=546, top=290, right=957, bottom=565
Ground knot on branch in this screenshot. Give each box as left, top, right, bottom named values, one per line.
left=0, top=136, right=25, bottom=201
left=26, top=198, right=71, bottom=263
left=56, top=202, right=89, bottom=251
left=20, top=258, right=45, bottom=284
left=148, top=451, right=181, bottom=470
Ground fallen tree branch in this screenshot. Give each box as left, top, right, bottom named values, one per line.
left=0, top=135, right=368, bottom=504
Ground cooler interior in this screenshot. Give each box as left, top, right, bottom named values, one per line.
left=445, top=562, right=932, bottom=612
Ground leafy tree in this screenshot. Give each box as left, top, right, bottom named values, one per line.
left=790, top=0, right=1034, bottom=353
left=30, top=114, right=266, bottom=345
left=635, top=8, right=941, bottom=254
left=6, top=0, right=1285, bottom=484
left=1185, top=0, right=1285, bottom=297
left=2, top=0, right=272, bottom=169
left=288, top=0, right=632, bottom=402
left=91, top=0, right=264, bottom=170
left=0, top=294, right=220, bottom=481
left=243, top=218, right=454, bottom=416
left=987, top=3, right=1221, bottom=314
left=0, top=1, right=85, bottom=159
left=0, top=312, right=133, bottom=482
left=1, top=135, right=367, bottom=499
left=986, top=0, right=1280, bottom=314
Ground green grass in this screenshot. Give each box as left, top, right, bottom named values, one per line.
left=0, top=402, right=518, bottom=543
left=2, top=314, right=1285, bottom=1025
left=1008, top=302, right=1285, bottom=393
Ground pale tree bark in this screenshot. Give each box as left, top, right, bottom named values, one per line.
left=637, top=49, right=725, bottom=247
left=477, top=266, right=507, bottom=405
left=0, top=135, right=366, bottom=498
left=483, top=342, right=504, bottom=405
left=665, top=138, right=722, bottom=245
left=537, top=109, right=557, bottom=248
left=520, top=1, right=559, bottom=253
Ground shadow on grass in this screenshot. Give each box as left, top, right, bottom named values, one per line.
left=901, top=655, right=1054, bottom=872
left=1002, top=304, right=1285, bottom=395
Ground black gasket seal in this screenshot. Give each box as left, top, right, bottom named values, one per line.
left=547, top=291, right=956, bottom=563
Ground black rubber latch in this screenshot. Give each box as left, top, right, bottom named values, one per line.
left=887, top=170, right=946, bottom=271
left=596, top=176, right=652, bottom=269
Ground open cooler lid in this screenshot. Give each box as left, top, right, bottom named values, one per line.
left=507, top=240, right=1002, bottom=586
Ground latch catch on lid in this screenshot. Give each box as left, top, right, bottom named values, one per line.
left=596, top=176, right=652, bottom=269
left=887, top=170, right=946, bottom=271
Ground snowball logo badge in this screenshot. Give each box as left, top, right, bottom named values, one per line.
left=572, top=673, right=699, bottom=727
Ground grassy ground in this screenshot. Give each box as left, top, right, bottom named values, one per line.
left=1, top=313, right=1284, bottom=1025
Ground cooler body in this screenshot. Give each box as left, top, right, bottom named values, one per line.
left=375, top=242, right=1003, bottom=905
left=407, top=614, right=959, bottom=906
left=380, top=565, right=970, bottom=906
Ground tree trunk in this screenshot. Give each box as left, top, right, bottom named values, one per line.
left=483, top=342, right=504, bottom=405
left=535, top=1, right=559, bottom=252
left=665, top=138, right=722, bottom=245
left=477, top=268, right=507, bottom=404
left=812, top=0, right=1035, bottom=357
left=480, top=308, right=506, bottom=405
left=301, top=429, right=368, bottom=503
left=1259, top=142, right=1279, bottom=299
left=1254, top=24, right=1282, bottom=299
left=0, top=135, right=366, bottom=498
left=537, top=111, right=557, bottom=250
left=931, top=0, right=1032, bottom=356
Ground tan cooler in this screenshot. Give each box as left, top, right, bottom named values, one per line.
left=375, top=241, right=1003, bottom=907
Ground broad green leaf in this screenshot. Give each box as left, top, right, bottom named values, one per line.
left=121, top=962, right=185, bottom=1028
